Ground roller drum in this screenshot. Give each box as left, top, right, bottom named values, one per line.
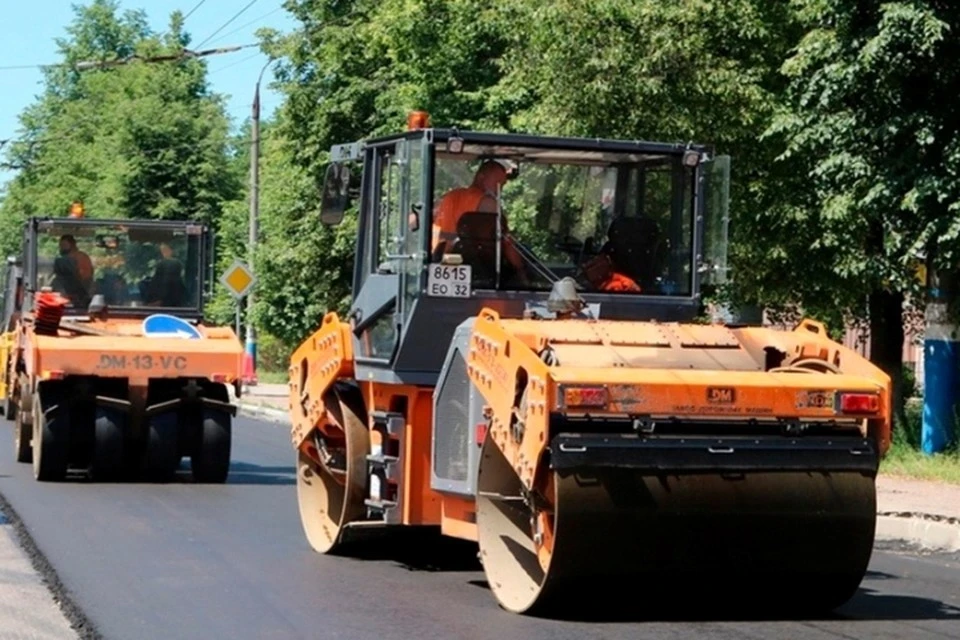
left=297, top=385, right=369, bottom=554
left=477, top=434, right=877, bottom=616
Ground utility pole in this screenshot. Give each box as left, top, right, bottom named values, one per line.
left=242, top=56, right=276, bottom=386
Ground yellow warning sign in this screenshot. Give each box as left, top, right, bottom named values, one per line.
left=220, top=260, right=256, bottom=298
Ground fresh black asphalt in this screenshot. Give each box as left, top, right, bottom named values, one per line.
left=1, top=416, right=959, bottom=639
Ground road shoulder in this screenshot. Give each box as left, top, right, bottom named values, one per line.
left=0, top=500, right=87, bottom=640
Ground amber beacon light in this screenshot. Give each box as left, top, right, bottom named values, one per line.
left=407, top=110, right=430, bottom=130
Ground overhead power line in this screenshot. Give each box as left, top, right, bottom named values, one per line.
left=183, top=0, right=209, bottom=21
left=203, top=6, right=284, bottom=47
left=0, top=43, right=257, bottom=72
left=194, top=0, right=261, bottom=50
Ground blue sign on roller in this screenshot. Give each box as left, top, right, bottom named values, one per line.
left=142, top=314, right=203, bottom=339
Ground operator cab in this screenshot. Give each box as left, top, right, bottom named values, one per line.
left=20, top=215, right=214, bottom=321
left=318, top=112, right=730, bottom=384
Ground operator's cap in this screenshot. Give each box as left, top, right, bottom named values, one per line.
left=482, top=158, right=519, bottom=180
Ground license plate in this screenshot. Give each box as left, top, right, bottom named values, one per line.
left=427, top=264, right=472, bottom=298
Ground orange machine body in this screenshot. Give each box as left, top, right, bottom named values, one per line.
left=21, top=318, right=242, bottom=386
left=289, top=310, right=890, bottom=544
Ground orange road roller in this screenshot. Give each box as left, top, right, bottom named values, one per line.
left=288, top=115, right=890, bottom=615
left=3, top=215, right=242, bottom=483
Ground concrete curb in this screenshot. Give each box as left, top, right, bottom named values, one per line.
left=236, top=403, right=960, bottom=553
left=876, top=512, right=960, bottom=552
left=237, top=402, right=288, bottom=424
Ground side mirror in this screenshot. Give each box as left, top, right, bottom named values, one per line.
left=320, top=162, right=351, bottom=225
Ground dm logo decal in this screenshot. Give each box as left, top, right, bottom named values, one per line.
left=706, top=387, right=736, bottom=404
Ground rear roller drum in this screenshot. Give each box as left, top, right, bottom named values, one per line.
left=476, top=435, right=877, bottom=616
left=31, top=390, right=69, bottom=482
left=90, top=406, right=126, bottom=481
left=190, top=408, right=232, bottom=483
left=143, top=412, right=180, bottom=482
left=296, top=385, right=368, bottom=554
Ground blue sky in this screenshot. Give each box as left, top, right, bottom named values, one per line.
left=0, top=0, right=296, bottom=188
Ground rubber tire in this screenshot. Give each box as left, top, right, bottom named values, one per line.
left=14, top=402, right=30, bottom=463
left=143, top=412, right=179, bottom=482
left=90, top=406, right=125, bottom=481
left=32, top=390, right=68, bottom=482
left=4, top=397, right=16, bottom=422
left=190, top=409, right=231, bottom=483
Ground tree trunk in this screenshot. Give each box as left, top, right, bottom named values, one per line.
left=868, top=289, right=905, bottom=431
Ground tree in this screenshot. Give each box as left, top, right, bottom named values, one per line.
left=768, top=0, right=960, bottom=427
left=241, top=0, right=511, bottom=347
left=0, top=0, right=239, bottom=257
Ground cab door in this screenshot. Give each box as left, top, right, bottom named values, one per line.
left=350, top=138, right=421, bottom=366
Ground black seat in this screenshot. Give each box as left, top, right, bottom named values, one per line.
left=453, top=211, right=501, bottom=286
left=604, top=216, right=661, bottom=288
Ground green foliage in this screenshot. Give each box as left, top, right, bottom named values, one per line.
left=0, top=0, right=239, bottom=262
left=767, top=0, right=960, bottom=317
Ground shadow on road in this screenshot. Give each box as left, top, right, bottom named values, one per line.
left=336, top=529, right=482, bottom=573
left=222, top=461, right=295, bottom=486
left=54, top=460, right=296, bottom=485
left=863, top=569, right=898, bottom=580
left=836, top=587, right=960, bottom=621
left=462, top=580, right=960, bottom=624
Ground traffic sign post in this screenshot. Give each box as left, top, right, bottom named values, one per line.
left=219, top=259, right=258, bottom=385
left=219, top=260, right=256, bottom=299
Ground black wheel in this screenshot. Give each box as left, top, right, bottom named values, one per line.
left=143, top=412, right=179, bottom=482
left=4, top=396, right=15, bottom=421
left=90, top=406, right=125, bottom=481
left=191, top=408, right=231, bottom=483
left=32, top=390, right=68, bottom=482
left=14, top=401, right=30, bottom=463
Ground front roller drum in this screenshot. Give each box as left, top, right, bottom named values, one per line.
left=296, top=385, right=369, bottom=554
left=476, top=436, right=877, bottom=616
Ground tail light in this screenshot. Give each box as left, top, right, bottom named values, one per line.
left=562, top=386, right=608, bottom=408
left=838, top=392, right=880, bottom=414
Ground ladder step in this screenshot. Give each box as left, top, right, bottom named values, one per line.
left=343, top=520, right=388, bottom=530
left=370, top=411, right=405, bottom=434
left=364, top=498, right=397, bottom=511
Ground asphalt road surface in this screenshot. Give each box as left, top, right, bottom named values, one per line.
left=1, top=416, right=959, bottom=640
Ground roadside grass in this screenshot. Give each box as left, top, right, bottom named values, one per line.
left=254, top=370, right=287, bottom=384
left=880, top=443, right=960, bottom=484
left=880, top=397, right=960, bottom=484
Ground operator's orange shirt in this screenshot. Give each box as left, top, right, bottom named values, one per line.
left=600, top=272, right=641, bottom=292
left=432, top=185, right=492, bottom=248
left=432, top=186, right=525, bottom=272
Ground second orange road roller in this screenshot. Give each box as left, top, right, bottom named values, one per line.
left=288, top=113, right=891, bottom=615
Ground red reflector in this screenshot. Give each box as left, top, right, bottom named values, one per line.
left=839, top=393, right=879, bottom=414
left=212, top=373, right=227, bottom=383
left=475, top=422, right=487, bottom=446
left=563, top=386, right=608, bottom=408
